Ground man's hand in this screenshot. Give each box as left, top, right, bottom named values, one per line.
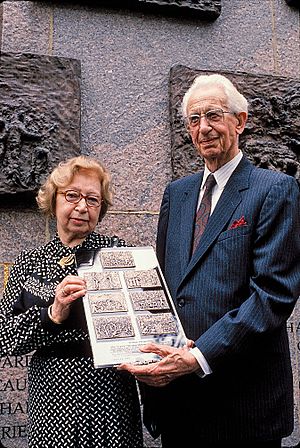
left=118, top=341, right=199, bottom=387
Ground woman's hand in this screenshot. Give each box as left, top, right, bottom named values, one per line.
left=50, top=275, right=87, bottom=324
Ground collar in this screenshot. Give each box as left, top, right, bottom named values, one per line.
left=202, top=150, right=243, bottom=190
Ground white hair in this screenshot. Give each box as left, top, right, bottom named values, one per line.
left=181, top=74, right=248, bottom=118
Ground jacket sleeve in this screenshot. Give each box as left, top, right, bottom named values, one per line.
left=0, top=251, right=86, bottom=357
left=156, top=184, right=171, bottom=273
left=196, top=175, right=300, bottom=370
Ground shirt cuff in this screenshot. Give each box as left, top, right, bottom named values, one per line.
left=40, top=307, right=65, bottom=333
left=189, top=347, right=212, bottom=378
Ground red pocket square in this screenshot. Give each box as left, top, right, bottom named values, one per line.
left=229, top=216, right=247, bottom=229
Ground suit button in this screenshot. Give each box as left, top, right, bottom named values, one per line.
left=178, top=299, right=185, bottom=308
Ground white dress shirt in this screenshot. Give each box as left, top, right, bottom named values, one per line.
left=189, top=151, right=243, bottom=377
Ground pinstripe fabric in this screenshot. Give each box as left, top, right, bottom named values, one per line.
left=147, top=156, right=300, bottom=443
left=198, top=150, right=243, bottom=214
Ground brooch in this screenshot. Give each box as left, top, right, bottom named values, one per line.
left=58, top=254, right=75, bottom=268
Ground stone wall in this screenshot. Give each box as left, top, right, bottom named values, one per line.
left=0, top=1, right=299, bottom=447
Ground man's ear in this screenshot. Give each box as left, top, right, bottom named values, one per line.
left=235, top=112, right=247, bottom=135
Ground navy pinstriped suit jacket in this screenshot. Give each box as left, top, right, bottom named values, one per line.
left=144, top=156, right=300, bottom=442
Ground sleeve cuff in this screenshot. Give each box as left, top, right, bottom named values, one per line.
left=189, top=347, right=212, bottom=378
left=40, top=307, right=65, bottom=333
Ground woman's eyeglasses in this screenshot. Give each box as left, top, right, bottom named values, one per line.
left=58, top=190, right=102, bottom=208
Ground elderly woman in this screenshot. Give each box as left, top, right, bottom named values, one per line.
left=0, top=155, right=143, bottom=447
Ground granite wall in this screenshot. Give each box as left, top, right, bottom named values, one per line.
left=0, top=0, right=299, bottom=447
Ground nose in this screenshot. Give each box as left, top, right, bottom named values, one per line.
left=75, top=197, right=88, bottom=211
left=198, top=116, right=212, bottom=133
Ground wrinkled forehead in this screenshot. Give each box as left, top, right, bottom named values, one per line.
left=187, top=86, right=228, bottom=112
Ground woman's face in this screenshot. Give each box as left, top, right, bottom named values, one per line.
left=55, top=169, right=102, bottom=247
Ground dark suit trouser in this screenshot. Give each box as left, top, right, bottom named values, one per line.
left=161, top=431, right=282, bottom=448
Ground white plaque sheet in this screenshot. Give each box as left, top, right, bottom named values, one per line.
left=76, top=246, right=187, bottom=368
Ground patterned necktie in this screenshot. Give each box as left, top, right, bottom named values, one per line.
left=192, top=174, right=216, bottom=254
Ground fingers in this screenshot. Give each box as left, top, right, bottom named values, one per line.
left=117, top=359, right=162, bottom=377
left=136, top=373, right=175, bottom=387
left=118, top=362, right=176, bottom=387
left=139, top=342, right=176, bottom=357
left=52, top=275, right=87, bottom=323
left=186, top=339, right=195, bottom=349
left=118, top=345, right=199, bottom=385
left=61, top=286, right=68, bottom=297
left=56, top=275, right=86, bottom=303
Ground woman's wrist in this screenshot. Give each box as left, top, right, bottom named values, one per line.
left=48, top=304, right=63, bottom=325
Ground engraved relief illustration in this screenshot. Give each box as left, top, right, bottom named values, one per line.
left=88, top=292, right=127, bottom=313
left=137, top=313, right=178, bottom=336
left=130, top=290, right=169, bottom=311
left=100, top=251, right=136, bottom=269
left=93, top=316, right=135, bottom=340
left=94, top=0, right=221, bottom=20
left=83, top=272, right=122, bottom=290
left=169, top=65, right=300, bottom=181
left=0, top=52, right=81, bottom=196
left=124, top=269, right=161, bottom=289
left=77, top=247, right=187, bottom=367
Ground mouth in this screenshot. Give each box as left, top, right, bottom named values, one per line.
left=199, top=137, right=218, bottom=145
left=70, top=217, right=88, bottom=224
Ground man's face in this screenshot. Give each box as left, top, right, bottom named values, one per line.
left=186, top=86, right=247, bottom=171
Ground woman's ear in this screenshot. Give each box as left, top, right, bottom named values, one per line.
left=235, top=112, right=247, bottom=135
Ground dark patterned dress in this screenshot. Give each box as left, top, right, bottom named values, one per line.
left=0, top=232, right=143, bottom=448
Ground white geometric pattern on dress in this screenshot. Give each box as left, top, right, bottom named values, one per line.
left=0, top=232, right=143, bottom=448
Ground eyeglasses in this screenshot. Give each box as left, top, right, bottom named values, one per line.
left=58, top=190, right=102, bottom=208
left=185, top=109, right=234, bottom=129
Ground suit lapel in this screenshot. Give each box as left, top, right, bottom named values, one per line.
left=179, top=173, right=202, bottom=274
left=183, top=157, right=253, bottom=280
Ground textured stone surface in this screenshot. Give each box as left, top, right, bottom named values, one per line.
left=89, top=126, right=170, bottom=211
left=97, top=212, right=158, bottom=249
left=0, top=1, right=53, bottom=55
left=53, top=0, right=221, bottom=20
left=0, top=3, right=3, bottom=50
left=273, top=2, right=300, bottom=77
left=0, top=210, right=48, bottom=262
left=0, top=52, right=81, bottom=198
left=0, top=355, right=30, bottom=448
left=0, top=0, right=299, bottom=446
left=284, top=303, right=300, bottom=447
left=169, top=65, right=300, bottom=181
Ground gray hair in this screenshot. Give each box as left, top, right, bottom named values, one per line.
left=181, top=74, right=248, bottom=118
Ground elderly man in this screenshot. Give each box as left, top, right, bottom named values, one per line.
left=120, top=74, right=300, bottom=448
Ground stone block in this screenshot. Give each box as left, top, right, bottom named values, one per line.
left=90, top=126, right=169, bottom=212
left=0, top=210, right=48, bottom=262
left=0, top=1, right=53, bottom=55
left=0, top=52, right=81, bottom=200
left=53, top=0, right=221, bottom=20
left=97, top=211, right=159, bottom=249
left=0, top=355, right=31, bottom=448
left=283, top=303, right=300, bottom=447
